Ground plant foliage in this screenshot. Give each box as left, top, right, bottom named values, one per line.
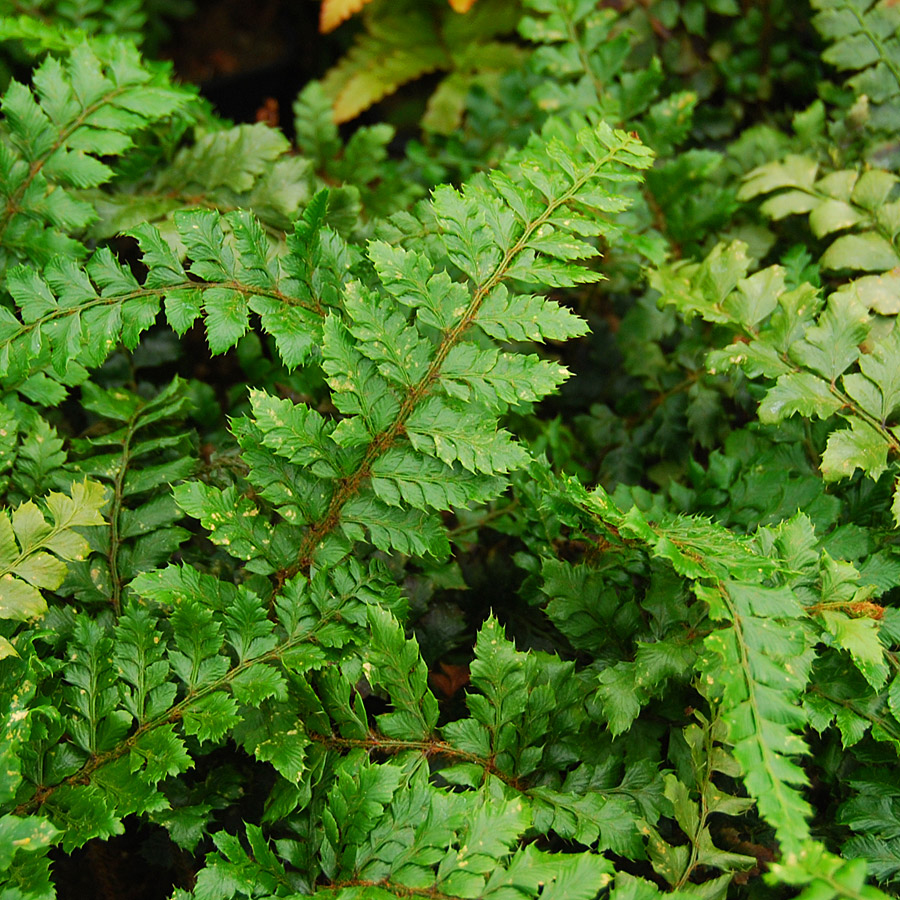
left=2, top=2, right=900, bottom=899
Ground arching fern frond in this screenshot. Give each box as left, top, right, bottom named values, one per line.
left=0, top=38, right=193, bottom=282
left=205, top=121, right=654, bottom=576
left=0, top=196, right=353, bottom=405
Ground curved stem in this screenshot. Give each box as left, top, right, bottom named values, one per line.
left=288, top=145, right=625, bottom=576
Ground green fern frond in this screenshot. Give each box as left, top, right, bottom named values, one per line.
left=58, top=377, right=194, bottom=614
left=87, top=117, right=382, bottom=240
left=656, top=240, right=900, bottom=519
left=739, top=157, right=900, bottom=274
left=63, top=616, right=132, bottom=755
left=520, top=1, right=664, bottom=124
left=0, top=813, right=58, bottom=899
left=169, top=124, right=649, bottom=578
left=811, top=0, right=900, bottom=136
left=309, top=764, right=614, bottom=900
left=0, top=202, right=349, bottom=403
left=0, top=2, right=151, bottom=52
left=643, top=717, right=755, bottom=889
left=2, top=414, right=68, bottom=501
left=365, top=605, right=439, bottom=739
left=0, top=38, right=193, bottom=280
left=11, top=562, right=375, bottom=849
left=572, top=486, right=815, bottom=855
left=266, top=122, right=653, bottom=574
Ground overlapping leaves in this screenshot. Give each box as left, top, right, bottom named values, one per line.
left=811, top=0, right=900, bottom=136
left=0, top=37, right=193, bottom=281
left=182, top=121, right=651, bottom=576
left=0, top=479, right=104, bottom=657
left=0, top=197, right=347, bottom=405
left=654, top=240, right=900, bottom=517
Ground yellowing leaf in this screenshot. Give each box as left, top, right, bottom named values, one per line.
left=10, top=502, right=49, bottom=554
left=821, top=609, right=888, bottom=690
left=320, top=0, right=372, bottom=34
left=46, top=479, right=106, bottom=530
left=0, top=636, right=16, bottom=660
left=0, top=574, right=46, bottom=622
left=329, top=45, right=448, bottom=124
left=11, top=552, right=66, bottom=590
left=448, top=0, right=478, bottom=11
left=0, top=480, right=107, bottom=625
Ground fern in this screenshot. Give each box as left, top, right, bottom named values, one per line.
left=655, top=240, right=900, bottom=518
left=87, top=110, right=404, bottom=241
left=739, top=157, right=900, bottom=273
left=0, top=37, right=193, bottom=282
left=841, top=772, right=900, bottom=886
left=520, top=1, right=665, bottom=125
left=0, top=479, right=104, bottom=657
left=2, top=413, right=69, bottom=501
left=517, top=0, right=733, bottom=262
left=553, top=479, right=894, bottom=895
left=59, top=377, right=195, bottom=614
left=161, top=122, right=650, bottom=578
left=294, top=82, right=424, bottom=220
left=5, top=3, right=900, bottom=898
left=10, top=562, right=373, bottom=849
left=811, top=0, right=900, bottom=140
left=644, top=716, right=756, bottom=891
left=0, top=199, right=348, bottom=404
left=0, top=117, right=658, bottom=895
left=587, top=489, right=816, bottom=852
left=318, top=0, right=523, bottom=130
left=0, top=0, right=192, bottom=54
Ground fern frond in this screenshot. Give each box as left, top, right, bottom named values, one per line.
left=59, top=377, right=193, bottom=614
left=0, top=812, right=59, bottom=900
left=739, top=157, right=900, bottom=274
left=191, top=821, right=299, bottom=898
left=0, top=202, right=347, bottom=403
left=319, top=0, right=520, bottom=125
left=0, top=4, right=149, bottom=51
left=258, top=122, right=653, bottom=575
left=520, top=1, right=664, bottom=123
left=63, top=616, right=131, bottom=755
left=170, top=125, right=648, bottom=578
left=657, top=240, right=900, bottom=518
left=643, top=717, right=755, bottom=889
left=114, top=605, right=177, bottom=724
left=0, top=479, right=104, bottom=655
left=2, top=414, right=69, bottom=501
left=366, top=604, right=439, bottom=740
left=573, top=486, right=815, bottom=855
left=442, top=617, right=564, bottom=780
left=12, top=563, right=374, bottom=849
left=86, top=119, right=378, bottom=240
left=0, top=676, right=31, bottom=804
left=811, top=0, right=900, bottom=136
left=0, top=38, right=193, bottom=280
left=311, top=763, right=614, bottom=899
left=320, top=12, right=449, bottom=124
